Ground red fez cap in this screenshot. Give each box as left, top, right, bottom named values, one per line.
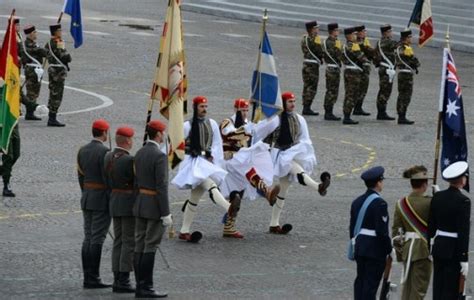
left=24, top=25, right=36, bottom=35
left=234, top=98, right=249, bottom=109
left=192, top=96, right=208, bottom=105
left=116, top=126, right=134, bottom=138
left=282, top=91, right=296, bottom=102
left=148, top=120, right=166, bottom=132
left=92, top=119, right=110, bottom=131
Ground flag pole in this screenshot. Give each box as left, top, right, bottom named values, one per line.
left=433, top=25, right=450, bottom=185
left=57, top=12, right=64, bottom=24
left=251, top=9, right=268, bottom=122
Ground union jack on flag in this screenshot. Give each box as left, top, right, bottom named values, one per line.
left=439, top=48, right=469, bottom=190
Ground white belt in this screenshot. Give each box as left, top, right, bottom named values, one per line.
left=436, top=229, right=458, bottom=238
left=49, top=64, right=64, bottom=68
left=399, top=69, right=413, bottom=73
left=380, top=62, right=394, bottom=69
left=404, top=231, right=420, bottom=241
left=359, top=228, right=376, bottom=236
left=327, top=63, right=339, bottom=68
left=400, top=231, right=421, bottom=284
left=304, top=59, right=320, bottom=64
left=26, top=63, right=42, bottom=68
left=345, top=65, right=362, bottom=71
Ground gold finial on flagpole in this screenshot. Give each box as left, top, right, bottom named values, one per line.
left=263, top=8, right=268, bottom=22
left=445, top=24, right=450, bottom=49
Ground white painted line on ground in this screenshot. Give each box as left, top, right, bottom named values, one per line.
left=0, top=15, right=24, bottom=19
left=269, top=34, right=298, bottom=40
left=37, top=30, right=50, bottom=35
left=40, top=16, right=58, bottom=20
left=129, top=31, right=157, bottom=37
left=184, top=33, right=205, bottom=37
left=210, top=20, right=237, bottom=24
left=182, top=20, right=196, bottom=23
left=220, top=33, right=251, bottom=38
left=83, top=30, right=111, bottom=36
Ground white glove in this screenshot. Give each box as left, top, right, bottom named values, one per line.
left=390, top=248, right=397, bottom=259
left=460, top=262, right=469, bottom=276
left=432, top=184, right=440, bottom=193
left=161, top=214, right=173, bottom=227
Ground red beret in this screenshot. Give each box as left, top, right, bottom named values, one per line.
left=148, top=120, right=166, bottom=132
left=116, top=126, right=134, bottom=138
left=92, top=119, right=109, bottom=131
left=282, top=91, right=296, bottom=102
left=193, top=96, right=208, bottom=105
left=234, top=98, right=249, bottom=109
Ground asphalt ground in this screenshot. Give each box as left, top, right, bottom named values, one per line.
left=0, top=0, right=473, bottom=299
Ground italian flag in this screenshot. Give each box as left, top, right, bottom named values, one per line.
left=0, top=11, right=20, bottom=154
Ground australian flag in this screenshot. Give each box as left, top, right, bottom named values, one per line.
left=440, top=48, right=469, bottom=191
left=250, top=31, right=282, bottom=120
left=63, top=0, right=83, bottom=48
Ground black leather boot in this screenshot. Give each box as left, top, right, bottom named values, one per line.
left=25, top=105, right=42, bottom=121
left=84, top=244, right=111, bottom=289
left=342, top=114, right=359, bottom=125
left=113, top=272, right=135, bottom=293
left=81, top=243, right=90, bottom=287
left=302, top=105, right=319, bottom=116
left=324, top=107, right=341, bottom=121
left=136, top=252, right=167, bottom=298
left=376, top=105, right=395, bottom=120
left=47, top=112, right=66, bottom=127
left=134, top=252, right=142, bottom=293
left=353, top=104, right=371, bottom=116
left=3, top=178, right=15, bottom=197
left=398, top=113, right=414, bottom=125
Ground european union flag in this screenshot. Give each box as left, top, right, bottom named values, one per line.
left=63, top=0, right=83, bottom=48
left=440, top=48, right=469, bottom=190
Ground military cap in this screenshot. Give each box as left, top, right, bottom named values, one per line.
left=24, top=25, right=36, bottom=35
left=147, top=120, right=166, bottom=133
left=327, top=23, right=339, bottom=32
left=192, top=95, right=208, bottom=105
left=361, top=166, right=385, bottom=182
left=13, top=18, right=20, bottom=24
left=442, top=161, right=469, bottom=180
left=400, top=29, right=412, bottom=39
left=49, top=24, right=61, bottom=35
left=282, top=91, right=296, bottom=102
left=116, top=126, right=134, bottom=138
left=403, top=165, right=429, bottom=180
left=234, top=98, right=249, bottom=109
left=355, top=25, right=366, bottom=32
left=380, top=24, right=392, bottom=34
left=344, top=27, right=356, bottom=35
left=305, top=21, right=319, bottom=31
left=92, top=119, right=110, bottom=131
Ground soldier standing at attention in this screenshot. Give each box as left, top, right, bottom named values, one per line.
left=322, top=23, right=342, bottom=121
left=342, top=27, right=368, bottom=125
left=104, top=126, right=136, bottom=293
left=133, top=120, right=171, bottom=298
left=301, top=20, right=324, bottom=116
left=21, top=25, right=47, bottom=121
left=392, top=166, right=432, bottom=300
left=375, top=24, right=397, bottom=121
left=353, top=25, right=373, bottom=116
left=77, top=119, right=112, bottom=289
left=45, top=24, right=71, bottom=127
left=396, top=29, right=420, bottom=125
left=428, top=161, right=470, bottom=300
left=350, top=166, right=392, bottom=300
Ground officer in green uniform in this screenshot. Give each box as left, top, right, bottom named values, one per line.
left=21, top=25, right=47, bottom=121
left=301, top=20, right=324, bottom=116
left=45, top=24, right=71, bottom=127
left=104, top=126, right=136, bottom=293
left=375, top=24, right=397, bottom=121
left=396, top=29, right=420, bottom=125
left=392, top=165, right=432, bottom=300
left=342, top=27, right=368, bottom=125
left=353, top=25, right=374, bottom=116
left=322, top=23, right=342, bottom=121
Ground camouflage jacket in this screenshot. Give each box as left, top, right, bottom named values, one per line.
left=396, top=43, right=420, bottom=72
left=342, top=40, right=368, bottom=69
left=45, top=37, right=72, bottom=66
left=21, top=37, right=48, bottom=66
left=323, top=36, right=342, bottom=67
left=375, top=36, right=398, bottom=67
left=301, top=33, right=324, bottom=63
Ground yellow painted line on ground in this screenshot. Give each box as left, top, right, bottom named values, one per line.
left=335, top=173, right=347, bottom=177
left=340, top=140, right=352, bottom=145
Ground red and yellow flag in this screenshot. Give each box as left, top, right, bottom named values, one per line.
left=150, top=0, right=187, bottom=169
left=0, top=11, right=21, bottom=153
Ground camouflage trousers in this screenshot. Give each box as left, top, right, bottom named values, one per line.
left=323, top=67, right=340, bottom=110
left=0, top=125, right=20, bottom=182
left=343, top=69, right=362, bottom=115
left=397, top=72, right=414, bottom=114
left=356, top=66, right=371, bottom=107
left=24, top=66, right=42, bottom=111
left=301, top=63, right=320, bottom=107
left=48, top=66, right=67, bottom=114
left=376, top=67, right=394, bottom=107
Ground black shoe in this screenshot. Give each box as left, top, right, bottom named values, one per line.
left=25, top=111, right=42, bottom=121
left=47, top=112, right=66, bottom=127
left=398, top=113, right=415, bottom=125
left=2, top=187, right=15, bottom=197
left=324, top=112, right=341, bottom=121
left=135, top=252, right=167, bottom=298
left=84, top=244, right=111, bottom=289
left=342, top=114, right=359, bottom=125
left=302, top=106, right=319, bottom=116
left=353, top=108, right=371, bottom=116
left=113, top=272, right=135, bottom=293
left=376, top=112, right=395, bottom=121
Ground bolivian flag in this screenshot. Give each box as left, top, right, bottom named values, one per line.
left=0, top=13, right=20, bottom=154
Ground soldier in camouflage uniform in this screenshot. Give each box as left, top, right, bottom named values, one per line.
left=353, top=25, right=374, bottom=116
left=375, top=24, right=398, bottom=120
left=342, top=27, right=368, bottom=125
left=21, top=25, right=47, bottom=121
left=396, top=29, right=420, bottom=125
left=301, top=21, right=324, bottom=116
left=45, top=24, right=71, bottom=127
left=322, top=23, right=342, bottom=121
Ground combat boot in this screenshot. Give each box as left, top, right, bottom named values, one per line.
left=376, top=105, right=395, bottom=120
left=3, top=181, right=15, bottom=197
left=342, top=114, right=359, bottom=125
left=84, top=244, right=111, bottom=289
left=47, top=112, right=66, bottom=127
left=398, top=113, right=414, bottom=125
left=136, top=252, right=167, bottom=298
left=302, top=105, right=319, bottom=116
left=352, top=104, right=371, bottom=116
left=25, top=106, right=42, bottom=121
left=324, top=107, right=341, bottom=121
left=113, top=272, right=135, bottom=293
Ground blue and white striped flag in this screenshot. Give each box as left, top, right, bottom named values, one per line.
left=250, top=31, right=282, bottom=120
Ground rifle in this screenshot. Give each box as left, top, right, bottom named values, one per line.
left=379, top=255, right=394, bottom=300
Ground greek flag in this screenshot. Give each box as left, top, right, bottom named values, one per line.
left=250, top=31, right=282, bottom=120
left=63, top=0, right=83, bottom=48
